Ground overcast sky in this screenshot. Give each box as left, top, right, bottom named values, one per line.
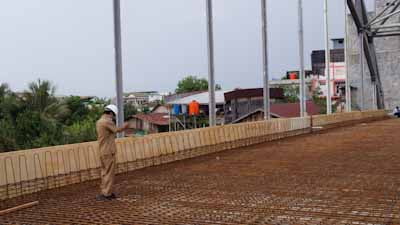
left=0, top=0, right=375, bottom=97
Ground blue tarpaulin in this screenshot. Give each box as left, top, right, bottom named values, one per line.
left=172, top=104, right=181, bottom=115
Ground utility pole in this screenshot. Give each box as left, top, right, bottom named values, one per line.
left=344, top=0, right=352, bottom=112
left=324, top=0, right=332, bottom=114
left=113, top=0, right=125, bottom=137
left=298, top=0, right=306, bottom=117
left=261, top=0, right=270, bottom=120
left=206, top=0, right=216, bottom=126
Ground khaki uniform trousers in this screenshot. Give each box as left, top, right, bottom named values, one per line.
left=100, top=154, right=116, bottom=196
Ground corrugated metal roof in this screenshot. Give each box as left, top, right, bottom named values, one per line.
left=224, top=88, right=284, bottom=102
left=167, top=91, right=227, bottom=105
left=270, top=101, right=321, bottom=118
left=132, top=113, right=170, bottom=126
left=164, top=91, right=206, bottom=103
left=232, top=101, right=321, bottom=123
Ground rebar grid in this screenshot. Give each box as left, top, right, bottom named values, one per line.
left=1, top=119, right=400, bottom=224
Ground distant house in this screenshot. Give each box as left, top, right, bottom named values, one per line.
left=231, top=101, right=321, bottom=124
left=151, top=105, right=169, bottom=114
left=167, top=90, right=227, bottom=125
left=224, top=88, right=284, bottom=124
left=164, top=91, right=206, bottom=104
left=269, top=79, right=314, bottom=100
left=311, top=38, right=351, bottom=102
left=123, top=91, right=164, bottom=107
left=128, top=113, right=170, bottom=134
left=270, top=101, right=320, bottom=118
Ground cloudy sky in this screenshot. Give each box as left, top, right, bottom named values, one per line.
left=0, top=0, right=374, bottom=97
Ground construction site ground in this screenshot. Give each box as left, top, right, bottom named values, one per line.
left=1, top=119, right=400, bottom=225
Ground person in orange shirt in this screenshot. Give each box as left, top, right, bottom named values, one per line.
left=96, top=104, right=129, bottom=201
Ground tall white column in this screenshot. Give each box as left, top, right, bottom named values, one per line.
left=113, top=0, right=125, bottom=137
left=261, top=0, right=270, bottom=120
left=206, top=0, right=216, bottom=126
left=298, top=0, right=306, bottom=117
left=324, top=0, right=332, bottom=114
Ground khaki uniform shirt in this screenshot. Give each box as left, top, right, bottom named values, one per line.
left=96, top=115, right=118, bottom=156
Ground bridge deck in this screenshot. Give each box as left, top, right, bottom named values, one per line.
left=1, top=119, right=400, bottom=225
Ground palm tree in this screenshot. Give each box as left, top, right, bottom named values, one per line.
left=0, top=83, right=11, bottom=99
left=23, top=79, right=70, bottom=122
left=24, top=79, right=56, bottom=111
left=0, top=83, right=20, bottom=120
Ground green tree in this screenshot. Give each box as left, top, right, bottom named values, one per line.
left=0, top=117, right=17, bottom=151
left=24, top=79, right=56, bottom=112
left=23, top=79, right=70, bottom=122
left=124, top=104, right=138, bottom=119
left=0, top=80, right=113, bottom=151
left=2, top=79, right=71, bottom=150
left=14, top=110, right=64, bottom=149
left=0, top=83, right=21, bottom=121
left=0, top=83, right=11, bottom=98
left=0, top=83, right=21, bottom=151
left=142, top=106, right=150, bottom=114
left=64, top=96, right=90, bottom=125
left=64, top=118, right=98, bottom=144
left=312, top=87, right=327, bottom=114
left=282, top=86, right=299, bottom=103
left=175, top=76, right=222, bottom=94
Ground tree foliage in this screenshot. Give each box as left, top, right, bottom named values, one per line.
left=124, top=103, right=138, bottom=118
left=176, top=76, right=222, bottom=94
left=311, top=87, right=328, bottom=114
left=282, top=86, right=299, bottom=103
left=0, top=79, right=109, bottom=152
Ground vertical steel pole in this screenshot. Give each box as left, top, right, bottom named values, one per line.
left=298, top=0, right=306, bottom=117
left=344, top=0, right=352, bottom=112
left=261, top=0, right=270, bottom=120
left=359, top=33, right=365, bottom=111
left=206, top=0, right=216, bottom=126
left=113, top=0, right=125, bottom=137
left=324, top=0, right=332, bottom=114
left=168, top=107, right=171, bottom=132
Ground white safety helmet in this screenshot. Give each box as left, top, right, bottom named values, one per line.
left=104, top=104, right=118, bottom=116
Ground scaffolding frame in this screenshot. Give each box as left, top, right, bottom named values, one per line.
left=346, top=0, right=400, bottom=109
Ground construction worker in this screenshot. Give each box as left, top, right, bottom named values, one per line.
left=96, top=104, right=129, bottom=201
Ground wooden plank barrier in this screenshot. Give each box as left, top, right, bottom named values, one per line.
left=0, top=110, right=388, bottom=201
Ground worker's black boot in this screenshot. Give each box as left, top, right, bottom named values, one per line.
left=96, top=194, right=111, bottom=201
left=107, top=193, right=117, bottom=199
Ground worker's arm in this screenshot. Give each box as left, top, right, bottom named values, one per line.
left=105, top=120, right=129, bottom=134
